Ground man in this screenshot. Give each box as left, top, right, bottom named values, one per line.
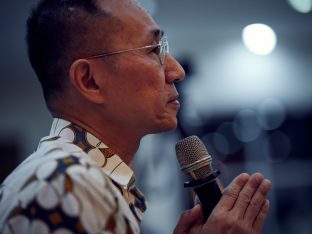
left=0, top=0, right=271, bottom=233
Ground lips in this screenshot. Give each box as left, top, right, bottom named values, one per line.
left=167, top=94, right=181, bottom=109
left=168, top=94, right=180, bottom=103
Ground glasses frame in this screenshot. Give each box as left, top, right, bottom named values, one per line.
left=84, top=36, right=169, bottom=65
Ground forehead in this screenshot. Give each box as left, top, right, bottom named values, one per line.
left=98, top=0, right=161, bottom=44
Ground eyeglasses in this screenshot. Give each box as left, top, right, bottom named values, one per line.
left=84, top=36, right=169, bottom=65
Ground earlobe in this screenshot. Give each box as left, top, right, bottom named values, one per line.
left=69, top=59, right=105, bottom=104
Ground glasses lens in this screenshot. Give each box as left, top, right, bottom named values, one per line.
left=160, top=36, right=169, bottom=65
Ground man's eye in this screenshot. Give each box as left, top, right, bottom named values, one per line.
left=151, top=45, right=160, bottom=55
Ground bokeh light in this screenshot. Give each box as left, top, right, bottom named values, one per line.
left=257, top=98, right=286, bottom=130
left=287, top=0, right=312, bottom=13
left=212, top=132, right=230, bottom=156
left=233, top=109, right=262, bottom=142
left=242, top=23, right=277, bottom=55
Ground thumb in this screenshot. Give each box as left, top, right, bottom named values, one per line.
left=174, top=204, right=202, bottom=234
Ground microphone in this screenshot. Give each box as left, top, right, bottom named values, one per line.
left=175, top=135, right=222, bottom=220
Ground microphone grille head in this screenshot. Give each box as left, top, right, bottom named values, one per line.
left=175, top=135, right=211, bottom=170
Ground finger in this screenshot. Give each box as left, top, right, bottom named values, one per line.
left=253, top=199, right=270, bottom=233
left=193, top=196, right=206, bottom=223
left=174, top=204, right=202, bottom=234
left=231, top=173, right=264, bottom=218
left=217, top=173, right=249, bottom=211
left=244, top=179, right=271, bottom=224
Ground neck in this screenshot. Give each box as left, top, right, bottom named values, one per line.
left=52, top=111, right=142, bottom=165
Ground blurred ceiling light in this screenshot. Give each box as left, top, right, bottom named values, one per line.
left=242, top=23, right=277, bottom=55
left=287, top=0, right=312, bottom=13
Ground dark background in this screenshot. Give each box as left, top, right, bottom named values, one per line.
left=1, top=0, right=312, bottom=233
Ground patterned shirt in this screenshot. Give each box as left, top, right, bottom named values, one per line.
left=0, top=118, right=147, bottom=234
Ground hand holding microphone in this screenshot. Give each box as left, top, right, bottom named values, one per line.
left=175, top=135, right=222, bottom=219
left=174, top=136, right=272, bottom=234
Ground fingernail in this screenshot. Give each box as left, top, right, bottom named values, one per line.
left=252, top=173, right=264, bottom=183
left=263, top=179, right=272, bottom=188
left=241, top=173, right=250, bottom=181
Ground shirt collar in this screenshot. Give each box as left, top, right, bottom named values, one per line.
left=43, top=118, right=135, bottom=189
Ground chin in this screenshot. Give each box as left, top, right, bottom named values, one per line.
left=152, top=119, right=178, bottom=134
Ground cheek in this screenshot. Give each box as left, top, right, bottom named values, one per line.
left=128, top=71, right=166, bottom=102
left=109, top=58, right=167, bottom=108
left=106, top=77, right=165, bottom=117
left=139, top=81, right=166, bottom=106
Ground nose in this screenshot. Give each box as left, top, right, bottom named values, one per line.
left=164, top=53, right=185, bottom=83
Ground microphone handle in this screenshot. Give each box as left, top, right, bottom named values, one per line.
left=194, top=179, right=222, bottom=220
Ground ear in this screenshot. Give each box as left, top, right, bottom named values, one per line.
left=69, top=59, right=105, bottom=104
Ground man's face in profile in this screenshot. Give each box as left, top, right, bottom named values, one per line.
left=92, top=0, right=185, bottom=135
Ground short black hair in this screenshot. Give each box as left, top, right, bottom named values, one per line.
left=26, top=0, right=118, bottom=110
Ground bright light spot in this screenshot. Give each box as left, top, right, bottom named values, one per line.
left=287, top=0, right=312, bottom=13
left=242, top=24, right=277, bottom=55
